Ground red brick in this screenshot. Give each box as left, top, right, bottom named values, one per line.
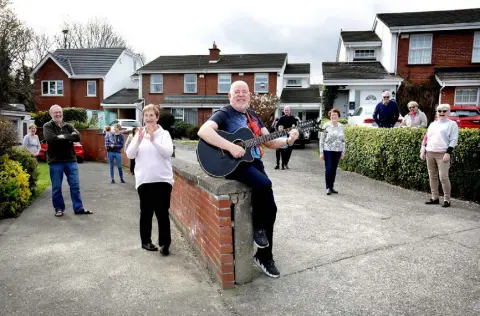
left=220, top=272, right=234, bottom=282
left=222, top=263, right=234, bottom=274
left=220, top=254, right=234, bottom=264
left=220, top=226, right=232, bottom=237
left=217, top=208, right=230, bottom=217
left=220, top=244, right=233, bottom=254
left=222, top=281, right=235, bottom=289
left=217, top=199, right=230, bottom=209
left=219, top=234, right=233, bottom=245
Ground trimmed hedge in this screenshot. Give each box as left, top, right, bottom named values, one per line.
left=33, top=108, right=88, bottom=126
left=7, top=146, right=39, bottom=193
left=339, top=126, right=480, bottom=203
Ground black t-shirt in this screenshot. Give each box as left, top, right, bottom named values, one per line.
left=277, top=115, right=298, bottom=129
left=209, top=105, right=265, bottom=159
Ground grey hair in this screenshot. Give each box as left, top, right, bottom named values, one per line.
left=407, top=101, right=419, bottom=108
left=437, top=104, right=451, bottom=112
left=49, top=104, right=62, bottom=113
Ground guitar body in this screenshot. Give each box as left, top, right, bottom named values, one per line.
left=196, top=127, right=255, bottom=178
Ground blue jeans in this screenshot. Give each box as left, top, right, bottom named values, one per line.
left=226, top=159, right=277, bottom=261
left=108, top=151, right=124, bottom=180
left=324, top=151, right=342, bottom=189
left=49, top=162, right=84, bottom=213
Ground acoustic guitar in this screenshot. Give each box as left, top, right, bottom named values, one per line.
left=196, top=119, right=320, bottom=177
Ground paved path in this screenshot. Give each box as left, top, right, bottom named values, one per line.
left=1, top=144, right=479, bottom=316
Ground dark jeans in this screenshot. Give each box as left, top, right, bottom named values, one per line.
left=226, top=159, right=277, bottom=261
left=137, top=182, right=173, bottom=247
left=49, top=162, right=84, bottom=212
left=275, top=148, right=287, bottom=166
left=324, top=151, right=342, bottom=189
left=108, top=151, right=124, bottom=180
left=283, top=146, right=293, bottom=166
left=130, top=159, right=136, bottom=174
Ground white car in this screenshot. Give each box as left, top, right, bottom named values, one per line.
left=109, top=119, right=142, bottom=132
left=348, top=104, right=403, bottom=127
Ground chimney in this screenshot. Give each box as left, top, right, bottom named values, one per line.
left=209, top=41, right=220, bottom=62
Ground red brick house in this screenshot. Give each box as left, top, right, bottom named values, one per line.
left=375, top=8, right=480, bottom=106
left=323, top=8, right=480, bottom=113
left=30, top=48, right=144, bottom=125
left=136, top=42, right=288, bottom=126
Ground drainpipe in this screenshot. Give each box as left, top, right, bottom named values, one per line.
left=439, top=83, right=445, bottom=105
left=394, top=29, right=401, bottom=74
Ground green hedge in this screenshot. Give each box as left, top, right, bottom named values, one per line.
left=33, top=108, right=88, bottom=126
left=7, top=146, right=39, bottom=193
left=339, top=126, right=480, bottom=203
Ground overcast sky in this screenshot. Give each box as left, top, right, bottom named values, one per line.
left=11, top=0, right=480, bottom=83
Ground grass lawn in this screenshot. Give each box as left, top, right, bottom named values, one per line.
left=34, top=162, right=51, bottom=198
left=175, top=139, right=199, bottom=145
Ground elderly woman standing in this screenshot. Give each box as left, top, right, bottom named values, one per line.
left=420, top=104, right=459, bottom=207
left=319, top=108, right=346, bottom=195
left=400, top=101, right=428, bottom=128
left=126, top=104, right=174, bottom=255
left=23, top=124, right=40, bottom=157
left=125, top=127, right=138, bottom=175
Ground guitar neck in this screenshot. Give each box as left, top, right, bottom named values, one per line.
left=245, top=127, right=293, bottom=148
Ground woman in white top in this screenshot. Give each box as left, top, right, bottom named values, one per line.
left=400, top=101, right=428, bottom=128
left=319, top=108, right=346, bottom=195
left=420, top=104, right=459, bottom=208
left=126, top=104, right=174, bottom=255
left=23, top=124, right=40, bottom=156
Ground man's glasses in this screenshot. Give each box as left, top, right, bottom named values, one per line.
left=437, top=110, right=448, bottom=113
left=383, top=97, right=390, bottom=99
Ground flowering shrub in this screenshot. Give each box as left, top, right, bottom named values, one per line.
left=0, top=155, right=31, bottom=218
left=249, top=93, right=280, bottom=127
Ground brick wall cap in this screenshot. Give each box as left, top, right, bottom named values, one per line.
left=172, top=158, right=250, bottom=195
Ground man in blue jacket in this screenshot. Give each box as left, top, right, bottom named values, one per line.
left=373, top=91, right=400, bottom=128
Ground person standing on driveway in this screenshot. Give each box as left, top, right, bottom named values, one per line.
left=23, top=124, right=40, bottom=157
left=43, top=104, right=92, bottom=217
left=274, top=125, right=288, bottom=170
left=319, top=108, right=345, bottom=195
left=105, top=123, right=125, bottom=184
left=126, top=104, right=174, bottom=255
left=373, top=91, right=400, bottom=128
left=125, top=127, right=138, bottom=175
left=400, top=101, right=428, bottom=128
left=277, top=106, right=298, bottom=169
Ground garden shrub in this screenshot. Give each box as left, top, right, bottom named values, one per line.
left=0, top=155, right=31, bottom=219
left=7, top=146, right=39, bottom=193
left=172, top=121, right=194, bottom=139
left=339, top=126, right=480, bottom=203
left=33, top=107, right=87, bottom=127
left=186, top=125, right=200, bottom=140
left=0, top=119, right=18, bottom=156
left=159, top=112, right=175, bottom=132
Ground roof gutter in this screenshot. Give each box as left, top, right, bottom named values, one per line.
left=389, top=22, right=480, bottom=33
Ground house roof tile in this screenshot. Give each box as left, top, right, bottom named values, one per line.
left=322, top=62, right=402, bottom=80
left=284, top=63, right=310, bottom=74
left=280, top=85, right=321, bottom=103
left=340, top=31, right=381, bottom=42
left=52, top=48, right=125, bottom=76
left=376, top=8, right=480, bottom=27
left=102, top=88, right=141, bottom=104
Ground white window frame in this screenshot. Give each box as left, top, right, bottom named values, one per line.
left=408, top=34, right=433, bottom=65
left=87, top=81, right=96, bottom=97
left=171, top=108, right=184, bottom=121
left=184, top=74, right=197, bottom=93
left=354, top=49, right=375, bottom=59
left=454, top=87, right=479, bottom=105
left=286, top=78, right=302, bottom=87
left=218, top=74, right=231, bottom=93
left=41, top=80, right=64, bottom=96
left=150, top=74, right=163, bottom=93
left=254, top=73, right=269, bottom=93
left=473, top=32, right=480, bottom=63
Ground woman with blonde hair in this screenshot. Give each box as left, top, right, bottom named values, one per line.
left=126, top=104, right=174, bottom=255
left=400, top=101, right=428, bottom=128
left=23, top=124, right=40, bottom=157
left=420, top=104, right=459, bottom=207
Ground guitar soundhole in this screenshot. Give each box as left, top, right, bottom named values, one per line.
left=233, top=139, right=246, bottom=149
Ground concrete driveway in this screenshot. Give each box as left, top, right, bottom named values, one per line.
left=1, top=144, right=479, bottom=316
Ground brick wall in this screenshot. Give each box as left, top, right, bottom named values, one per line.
left=397, top=30, right=480, bottom=83
left=71, top=79, right=103, bottom=110
left=143, top=72, right=278, bottom=105
left=169, top=174, right=235, bottom=289
left=34, top=59, right=72, bottom=111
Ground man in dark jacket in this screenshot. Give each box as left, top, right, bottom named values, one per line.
left=43, top=105, right=92, bottom=217
left=373, top=91, right=400, bottom=128
left=276, top=106, right=298, bottom=169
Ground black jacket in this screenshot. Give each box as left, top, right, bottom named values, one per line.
left=277, top=115, right=298, bottom=129
left=43, top=120, right=80, bottom=164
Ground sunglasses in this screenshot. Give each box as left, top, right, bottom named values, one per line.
left=437, top=110, right=448, bottom=113
left=383, top=97, right=390, bottom=99
left=408, top=106, right=417, bottom=109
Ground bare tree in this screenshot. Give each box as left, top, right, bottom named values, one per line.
left=54, top=17, right=127, bottom=49
left=30, top=30, right=53, bottom=66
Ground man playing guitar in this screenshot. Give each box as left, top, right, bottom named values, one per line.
left=197, top=80, right=299, bottom=278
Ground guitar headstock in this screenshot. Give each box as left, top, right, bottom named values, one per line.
left=295, top=118, right=323, bottom=132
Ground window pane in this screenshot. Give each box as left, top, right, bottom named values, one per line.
left=42, top=82, right=48, bottom=95
left=255, top=73, right=268, bottom=92
left=218, top=74, right=231, bottom=93
left=151, top=74, right=163, bottom=84
left=87, top=82, right=96, bottom=95
left=172, top=108, right=184, bottom=120
left=184, top=74, right=197, bottom=93
left=49, top=81, right=56, bottom=95
left=151, top=84, right=163, bottom=93
left=57, top=81, right=63, bottom=95
left=455, top=89, right=478, bottom=104
left=184, top=108, right=198, bottom=125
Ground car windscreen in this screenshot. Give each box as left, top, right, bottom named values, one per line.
left=450, top=110, right=480, bottom=117
left=121, top=121, right=142, bottom=127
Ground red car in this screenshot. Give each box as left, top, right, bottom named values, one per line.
left=37, top=139, right=85, bottom=163
left=449, top=106, right=480, bottom=129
